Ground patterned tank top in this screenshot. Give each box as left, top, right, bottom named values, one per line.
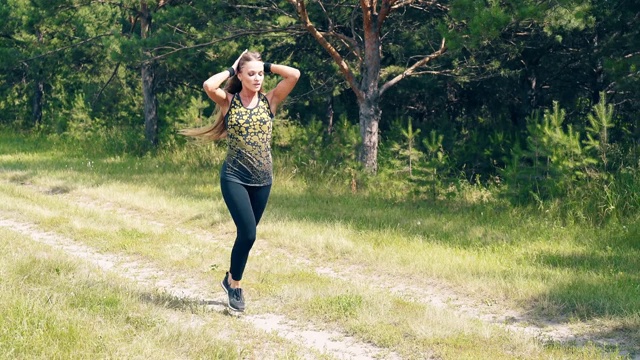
left=221, top=92, right=274, bottom=186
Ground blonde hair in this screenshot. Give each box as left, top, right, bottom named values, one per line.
left=180, top=51, right=263, bottom=141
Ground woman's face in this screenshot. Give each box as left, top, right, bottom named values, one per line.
left=238, top=60, right=264, bottom=92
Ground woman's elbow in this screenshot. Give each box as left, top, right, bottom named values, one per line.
left=203, top=80, right=212, bottom=92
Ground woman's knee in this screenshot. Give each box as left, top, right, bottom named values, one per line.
left=237, top=228, right=257, bottom=244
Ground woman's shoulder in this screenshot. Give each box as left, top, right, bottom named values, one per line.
left=259, top=92, right=271, bottom=105
left=259, top=93, right=274, bottom=118
left=228, top=92, right=240, bottom=106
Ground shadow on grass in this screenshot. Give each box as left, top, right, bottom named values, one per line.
left=137, top=290, right=229, bottom=312
left=529, top=220, right=640, bottom=317
left=1, top=149, right=518, bottom=248
left=532, top=276, right=640, bottom=357
left=267, top=189, right=520, bottom=246
left=531, top=246, right=640, bottom=315
left=0, top=151, right=218, bottom=200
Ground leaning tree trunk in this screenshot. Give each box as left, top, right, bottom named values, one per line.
left=140, top=1, right=158, bottom=146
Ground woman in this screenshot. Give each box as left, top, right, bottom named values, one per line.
left=182, top=50, right=300, bottom=312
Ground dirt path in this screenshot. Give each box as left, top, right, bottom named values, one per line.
left=2, top=181, right=638, bottom=359
left=0, top=216, right=402, bottom=360
left=47, top=187, right=638, bottom=359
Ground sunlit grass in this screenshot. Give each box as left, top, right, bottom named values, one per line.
left=247, top=268, right=625, bottom=359
left=0, top=227, right=308, bottom=360
left=0, top=132, right=637, bottom=359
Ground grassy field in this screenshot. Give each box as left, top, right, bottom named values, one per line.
left=1, top=132, right=638, bottom=359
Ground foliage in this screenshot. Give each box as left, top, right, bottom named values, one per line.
left=1, top=1, right=640, bottom=224
left=388, top=117, right=423, bottom=177
left=383, top=118, right=451, bottom=199
left=584, top=93, right=615, bottom=172
left=500, top=94, right=639, bottom=224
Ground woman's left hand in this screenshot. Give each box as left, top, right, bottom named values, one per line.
left=231, top=49, right=248, bottom=73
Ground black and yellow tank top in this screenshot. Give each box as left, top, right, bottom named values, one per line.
left=221, top=92, right=274, bottom=186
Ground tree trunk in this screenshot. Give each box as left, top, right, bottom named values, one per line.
left=359, top=11, right=382, bottom=174
left=592, top=34, right=605, bottom=105
left=286, top=0, right=445, bottom=174
left=140, top=1, right=158, bottom=146
left=326, top=95, right=334, bottom=134
left=141, top=63, right=157, bottom=146
left=358, top=96, right=381, bottom=173
left=32, top=28, right=44, bottom=127
left=32, top=80, right=43, bottom=127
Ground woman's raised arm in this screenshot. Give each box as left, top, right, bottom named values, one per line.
left=266, top=63, right=301, bottom=115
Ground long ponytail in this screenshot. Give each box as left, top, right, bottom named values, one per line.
left=179, top=108, right=227, bottom=141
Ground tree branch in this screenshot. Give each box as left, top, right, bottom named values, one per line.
left=624, top=51, right=640, bottom=59
left=144, top=28, right=301, bottom=64
left=19, top=33, right=114, bottom=63
left=391, top=0, right=449, bottom=12
left=155, top=0, right=172, bottom=11
left=410, top=69, right=454, bottom=76
left=391, top=0, right=416, bottom=8
left=92, top=62, right=121, bottom=105
left=379, top=37, right=447, bottom=96
left=322, top=31, right=362, bottom=62
left=288, top=0, right=363, bottom=101
left=378, top=0, right=396, bottom=29
left=360, top=0, right=373, bottom=35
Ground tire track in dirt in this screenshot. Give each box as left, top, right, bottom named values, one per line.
left=7, top=181, right=638, bottom=359
left=0, top=215, right=402, bottom=360
left=45, top=186, right=640, bottom=360
left=314, top=266, right=640, bottom=359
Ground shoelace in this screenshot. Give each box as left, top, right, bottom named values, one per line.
left=231, top=288, right=244, bottom=301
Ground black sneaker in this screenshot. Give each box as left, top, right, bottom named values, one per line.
left=221, top=272, right=232, bottom=293
left=220, top=272, right=245, bottom=312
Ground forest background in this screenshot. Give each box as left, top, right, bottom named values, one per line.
left=3, top=2, right=640, bottom=358
left=1, top=0, right=640, bottom=226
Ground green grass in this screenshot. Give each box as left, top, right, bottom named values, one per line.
left=0, top=228, right=311, bottom=360
left=0, top=132, right=637, bottom=359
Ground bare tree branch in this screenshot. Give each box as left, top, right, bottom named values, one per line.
left=144, top=27, right=301, bottom=64
left=379, top=37, right=447, bottom=95
left=378, top=0, right=397, bottom=29
left=92, top=62, right=121, bottom=105
left=391, top=0, right=449, bottom=12
left=19, top=33, right=114, bottom=63
left=410, top=69, right=454, bottom=76
left=247, top=1, right=297, bottom=18
left=360, top=0, right=373, bottom=34
left=288, top=0, right=364, bottom=101
left=391, top=0, right=416, bottom=9
left=322, top=31, right=362, bottom=62
left=317, top=0, right=333, bottom=30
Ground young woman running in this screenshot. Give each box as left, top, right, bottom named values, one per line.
left=182, top=50, right=299, bottom=312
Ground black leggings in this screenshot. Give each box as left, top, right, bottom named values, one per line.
left=220, top=179, right=271, bottom=281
